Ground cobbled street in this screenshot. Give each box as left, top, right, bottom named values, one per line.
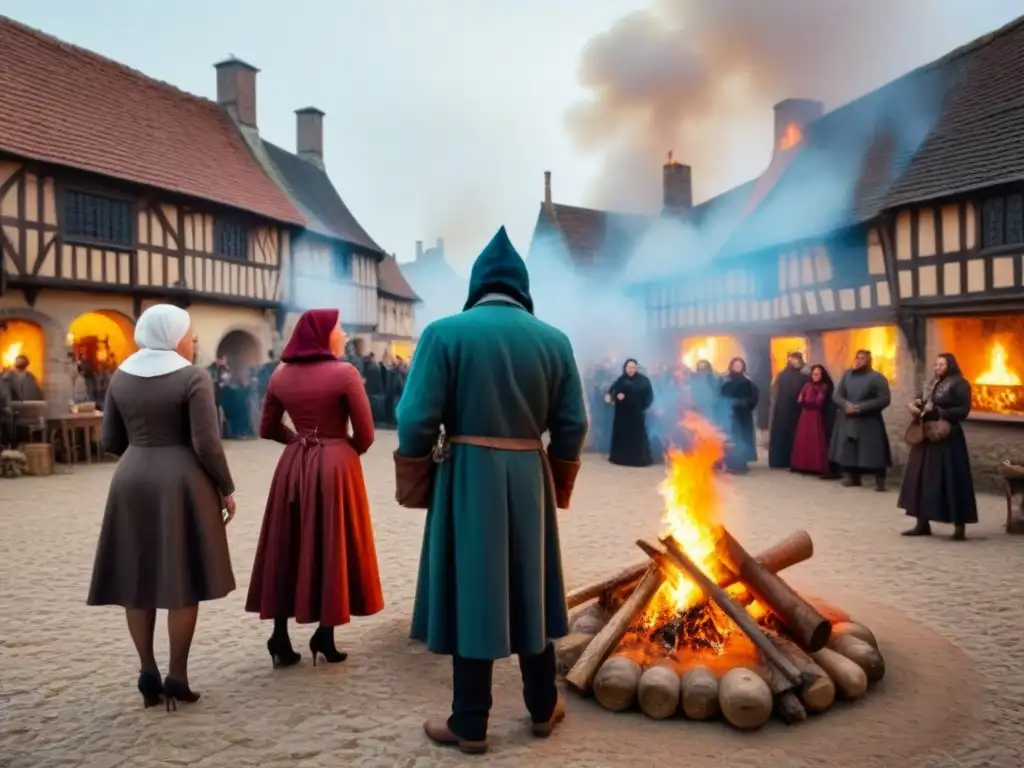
left=1, top=431, right=1022, bottom=768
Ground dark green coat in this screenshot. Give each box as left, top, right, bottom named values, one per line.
left=397, top=227, right=588, bottom=660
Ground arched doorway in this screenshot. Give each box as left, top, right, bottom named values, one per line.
left=67, top=310, right=137, bottom=406
left=216, top=329, right=260, bottom=380
left=68, top=310, right=137, bottom=369
left=0, top=318, right=47, bottom=382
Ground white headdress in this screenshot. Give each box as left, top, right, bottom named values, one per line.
left=118, top=304, right=192, bottom=378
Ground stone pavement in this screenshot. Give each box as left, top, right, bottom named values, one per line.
left=1, top=431, right=1022, bottom=768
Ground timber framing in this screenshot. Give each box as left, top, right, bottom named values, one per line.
left=0, top=152, right=293, bottom=308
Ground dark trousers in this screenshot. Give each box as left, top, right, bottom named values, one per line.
left=448, top=643, right=558, bottom=741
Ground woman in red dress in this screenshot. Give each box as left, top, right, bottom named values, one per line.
left=789, top=364, right=836, bottom=475
left=246, top=309, right=384, bottom=667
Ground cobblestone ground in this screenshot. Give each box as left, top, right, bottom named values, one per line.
left=1, top=431, right=1023, bottom=768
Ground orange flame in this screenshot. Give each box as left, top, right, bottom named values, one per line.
left=1, top=341, right=24, bottom=369
left=778, top=122, right=803, bottom=151
left=645, top=413, right=726, bottom=619
left=976, top=342, right=1021, bottom=386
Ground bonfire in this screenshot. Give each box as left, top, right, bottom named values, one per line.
left=558, top=413, right=884, bottom=729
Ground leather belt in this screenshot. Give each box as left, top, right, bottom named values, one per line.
left=447, top=435, right=544, bottom=451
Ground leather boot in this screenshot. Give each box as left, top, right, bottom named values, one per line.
left=531, top=696, right=566, bottom=738
left=952, top=524, right=966, bottom=541
left=841, top=473, right=861, bottom=487
left=423, top=719, right=488, bottom=755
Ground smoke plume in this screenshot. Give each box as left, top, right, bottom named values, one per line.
left=569, top=0, right=1015, bottom=211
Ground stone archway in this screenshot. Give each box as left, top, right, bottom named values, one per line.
left=216, top=328, right=261, bottom=380
left=0, top=306, right=65, bottom=410
left=67, top=309, right=137, bottom=369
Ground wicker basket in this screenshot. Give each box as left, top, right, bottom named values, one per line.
left=22, top=443, right=53, bottom=476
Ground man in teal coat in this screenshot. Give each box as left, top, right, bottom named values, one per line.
left=395, top=226, right=588, bottom=754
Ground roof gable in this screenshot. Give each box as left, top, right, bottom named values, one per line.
left=377, top=254, right=420, bottom=302
left=261, top=140, right=384, bottom=256
left=0, top=16, right=302, bottom=224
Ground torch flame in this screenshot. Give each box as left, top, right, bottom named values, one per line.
left=976, top=342, right=1021, bottom=386
left=2, top=341, right=23, bottom=369
left=778, top=122, right=803, bottom=151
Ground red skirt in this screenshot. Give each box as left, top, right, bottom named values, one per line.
left=246, top=439, right=385, bottom=626
left=790, top=409, right=829, bottom=474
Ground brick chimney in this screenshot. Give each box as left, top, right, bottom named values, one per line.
left=295, top=107, right=325, bottom=168
left=662, top=151, right=693, bottom=216
left=415, top=240, right=424, bottom=261
left=773, top=98, right=824, bottom=153
left=544, top=171, right=552, bottom=207
left=435, top=238, right=445, bottom=258
left=214, top=58, right=259, bottom=128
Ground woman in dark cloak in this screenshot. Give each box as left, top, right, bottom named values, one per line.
left=607, top=358, right=654, bottom=467
left=689, top=360, right=720, bottom=422
left=768, top=351, right=809, bottom=468
left=246, top=309, right=385, bottom=666
left=790, top=364, right=836, bottom=475
left=720, top=357, right=759, bottom=473
left=898, top=353, right=978, bottom=540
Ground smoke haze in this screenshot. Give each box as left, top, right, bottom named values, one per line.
left=569, top=0, right=1020, bottom=212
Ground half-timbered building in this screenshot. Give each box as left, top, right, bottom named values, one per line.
left=528, top=15, right=1024, bottom=484
left=258, top=107, right=417, bottom=356
left=0, top=17, right=304, bottom=410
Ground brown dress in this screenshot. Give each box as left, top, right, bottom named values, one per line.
left=245, top=360, right=385, bottom=626
left=87, top=367, right=236, bottom=609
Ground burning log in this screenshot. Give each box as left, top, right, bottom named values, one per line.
left=680, top=666, right=720, bottom=720
left=656, top=536, right=805, bottom=689
left=565, top=567, right=666, bottom=693
left=566, top=529, right=814, bottom=610
left=827, top=634, right=885, bottom=684
left=637, top=663, right=681, bottom=719
left=811, top=648, right=868, bottom=700
left=831, top=621, right=878, bottom=651
left=555, top=634, right=597, bottom=676
left=718, top=667, right=773, bottom=730
left=593, top=655, right=642, bottom=711
left=766, top=630, right=835, bottom=714
left=715, top=530, right=831, bottom=652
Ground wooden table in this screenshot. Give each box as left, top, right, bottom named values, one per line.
left=49, top=412, right=104, bottom=465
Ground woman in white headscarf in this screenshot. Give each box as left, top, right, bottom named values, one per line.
left=87, top=304, right=237, bottom=712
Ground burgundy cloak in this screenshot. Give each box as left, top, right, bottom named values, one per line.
left=246, top=309, right=385, bottom=626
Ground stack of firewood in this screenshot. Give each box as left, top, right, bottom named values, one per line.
left=556, top=529, right=885, bottom=730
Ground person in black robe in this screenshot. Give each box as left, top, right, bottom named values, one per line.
left=897, top=353, right=978, bottom=540
left=829, top=350, right=892, bottom=491
left=607, top=358, right=654, bottom=467
left=768, top=351, right=809, bottom=468
left=720, top=357, right=759, bottom=474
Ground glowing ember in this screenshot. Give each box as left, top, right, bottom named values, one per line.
left=1, top=341, right=23, bottom=369
left=778, top=122, right=803, bottom=151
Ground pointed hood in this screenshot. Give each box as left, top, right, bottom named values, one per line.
left=463, top=226, right=534, bottom=313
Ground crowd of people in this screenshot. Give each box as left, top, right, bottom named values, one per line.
left=584, top=347, right=979, bottom=540
left=63, top=223, right=981, bottom=756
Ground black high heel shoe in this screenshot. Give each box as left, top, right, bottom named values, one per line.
left=163, top=676, right=201, bottom=712
left=137, top=670, right=164, bottom=708
left=267, top=635, right=302, bottom=669
left=309, top=628, right=348, bottom=666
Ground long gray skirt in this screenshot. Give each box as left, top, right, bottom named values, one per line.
left=87, top=445, right=235, bottom=610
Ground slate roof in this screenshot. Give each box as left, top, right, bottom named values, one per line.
left=377, top=254, right=420, bottom=301
left=0, top=16, right=303, bottom=224
left=261, top=140, right=384, bottom=256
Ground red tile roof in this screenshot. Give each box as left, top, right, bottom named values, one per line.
left=0, top=16, right=303, bottom=225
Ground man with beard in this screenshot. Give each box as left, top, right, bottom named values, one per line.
left=768, top=351, right=809, bottom=468
left=829, top=349, right=892, bottom=490
left=2, top=354, right=44, bottom=401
